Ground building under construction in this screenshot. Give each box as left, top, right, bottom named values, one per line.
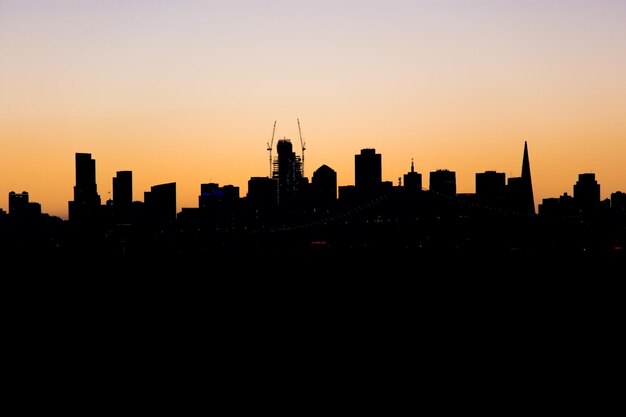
left=265, top=120, right=308, bottom=206
left=273, top=139, right=306, bottom=205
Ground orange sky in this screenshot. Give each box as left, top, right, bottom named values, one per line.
left=1, top=0, right=625, bottom=218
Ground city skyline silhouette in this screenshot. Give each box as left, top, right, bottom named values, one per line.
left=2, top=2, right=626, bottom=219
left=3, top=5, right=623, bottom=385
left=2, top=1, right=625, bottom=259
left=1, top=138, right=623, bottom=219
left=2, top=141, right=624, bottom=259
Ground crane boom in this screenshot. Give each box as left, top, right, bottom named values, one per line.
left=297, top=118, right=306, bottom=176
left=267, top=121, right=276, bottom=177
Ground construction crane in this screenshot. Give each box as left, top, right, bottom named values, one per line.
left=267, top=121, right=276, bottom=177
left=297, top=118, right=306, bottom=176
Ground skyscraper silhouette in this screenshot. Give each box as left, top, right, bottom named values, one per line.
left=521, top=141, right=535, bottom=213
left=403, top=160, right=422, bottom=192
left=113, top=171, right=133, bottom=223
left=476, top=171, right=506, bottom=207
left=574, top=173, right=600, bottom=211
left=507, top=142, right=535, bottom=214
left=8, top=191, right=29, bottom=216
left=144, top=182, right=176, bottom=223
left=312, top=164, right=337, bottom=206
left=429, top=170, right=456, bottom=195
left=69, top=153, right=101, bottom=222
left=611, top=191, right=626, bottom=211
left=113, top=171, right=132, bottom=208
left=8, top=191, right=42, bottom=217
left=199, top=183, right=240, bottom=208
left=274, top=139, right=304, bottom=205
left=247, top=177, right=278, bottom=208
left=355, top=148, right=382, bottom=191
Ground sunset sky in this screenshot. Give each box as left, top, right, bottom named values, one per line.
left=1, top=0, right=625, bottom=218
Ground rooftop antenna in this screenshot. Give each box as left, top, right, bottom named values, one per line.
left=297, top=118, right=306, bottom=176
left=267, top=121, right=276, bottom=177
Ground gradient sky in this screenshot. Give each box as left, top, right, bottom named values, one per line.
left=1, top=0, right=625, bottom=218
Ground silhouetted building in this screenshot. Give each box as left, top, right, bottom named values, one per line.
left=248, top=177, right=278, bottom=208
left=476, top=171, right=506, bottom=207
left=574, top=173, right=600, bottom=211
left=144, top=182, right=176, bottom=223
left=403, top=160, right=422, bottom=192
left=199, top=183, right=240, bottom=208
left=312, top=165, right=337, bottom=206
left=113, top=171, right=132, bottom=208
left=112, top=171, right=132, bottom=222
left=521, top=142, right=534, bottom=211
left=8, top=191, right=42, bottom=217
left=429, top=170, right=456, bottom=195
left=273, top=139, right=304, bottom=205
left=69, top=153, right=102, bottom=222
left=612, top=191, right=626, bottom=211
left=9, top=191, right=29, bottom=216
left=538, top=193, right=576, bottom=217
left=199, top=183, right=220, bottom=206
left=355, top=148, right=382, bottom=191
left=223, top=185, right=239, bottom=202
left=506, top=142, right=535, bottom=214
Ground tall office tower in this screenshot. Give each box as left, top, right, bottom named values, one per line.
left=312, top=165, right=337, bottom=205
left=273, top=139, right=303, bottom=204
left=8, top=191, right=29, bottom=215
left=403, top=160, right=422, bottom=192
left=574, top=173, right=600, bottom=211
left=476, top=171, right=506, bottom=206
left=507, top=142, right=535, bottom=214
left=144, top=182, right=176, bottom=223
left=113, top=171, right=133, bottom=208
left=68, top=153, right=102, bottom=222
left=429, top=169, right=456, bottom=195
left=112, top=171, right=133, bottom=222
left=355, top=148, right=382, bottom=191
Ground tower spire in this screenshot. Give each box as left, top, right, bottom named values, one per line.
left=521, top=141, right=535, bottom=214
left=411, top=158, right=414, bottom=173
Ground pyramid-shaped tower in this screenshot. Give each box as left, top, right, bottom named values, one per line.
left=521, top=141, right=535, bottom=214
